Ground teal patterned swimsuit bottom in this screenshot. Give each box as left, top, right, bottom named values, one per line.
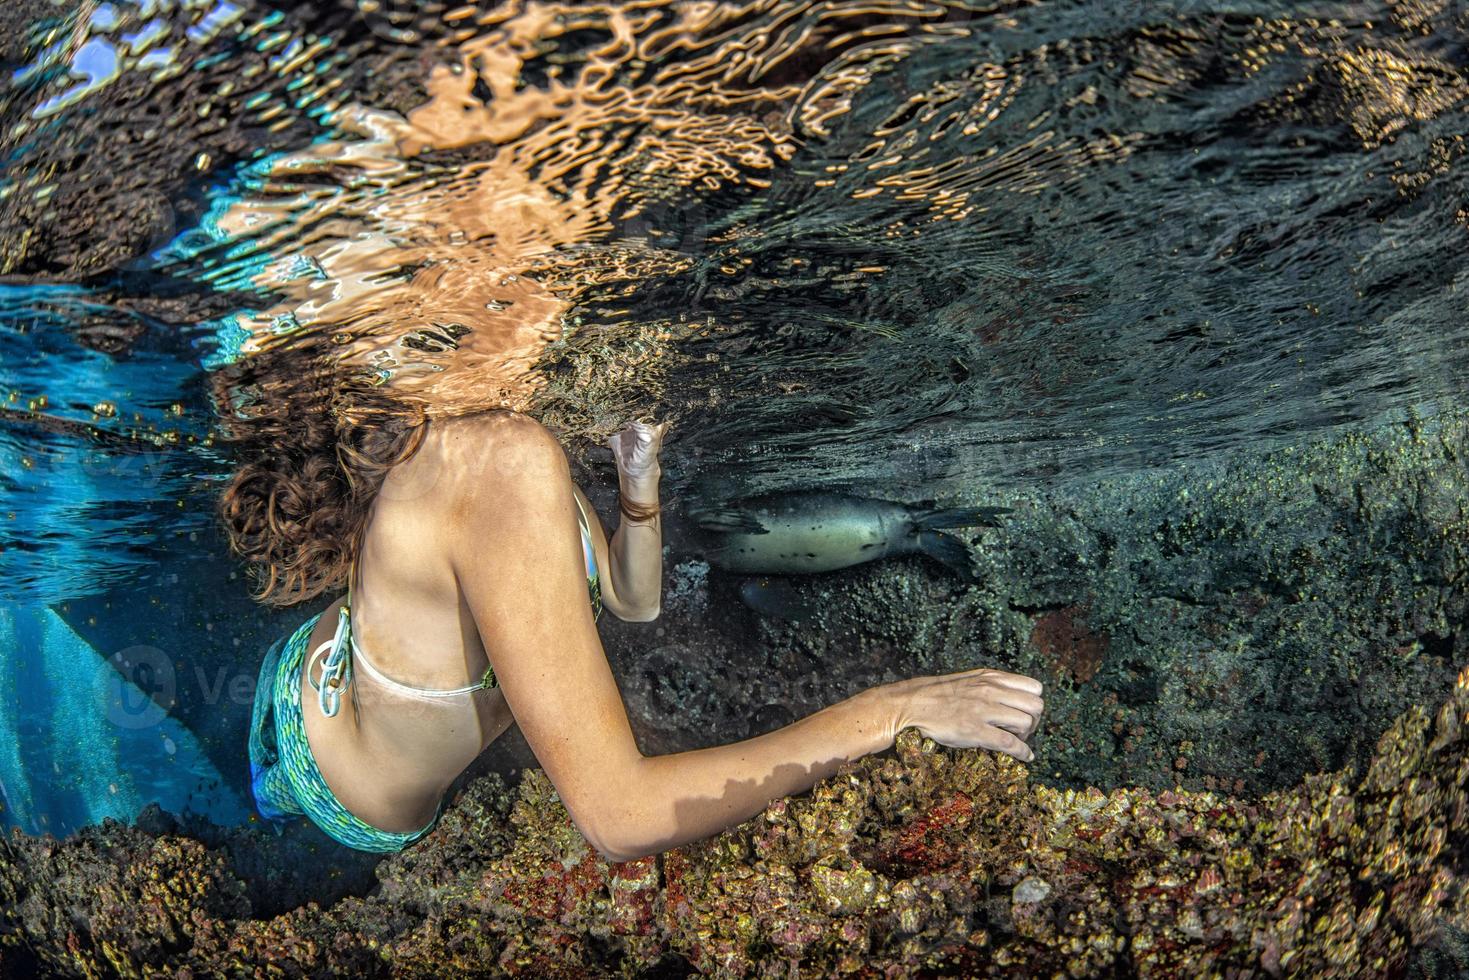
left=248, top=612, right=441, bottom=852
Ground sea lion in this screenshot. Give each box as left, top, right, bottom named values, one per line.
left=691, top=492, right=1009, bottom=581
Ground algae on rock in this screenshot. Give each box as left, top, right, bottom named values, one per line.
left=2, top=665, right=1468, bottom=977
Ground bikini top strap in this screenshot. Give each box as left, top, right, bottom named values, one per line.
left=307, top=535, right=364, bottom=719
left=311, top=608, right=353, bottom=717
left=572, top=491, right=591, bottom=537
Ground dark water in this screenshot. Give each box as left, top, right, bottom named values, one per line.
left=1, top=0, right=1466, bottom=832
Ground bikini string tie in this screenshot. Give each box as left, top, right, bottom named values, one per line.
left=307, top=605, right=353, bottom=718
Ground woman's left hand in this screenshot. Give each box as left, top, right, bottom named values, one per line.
left=607, top=420, right=669, bottom=490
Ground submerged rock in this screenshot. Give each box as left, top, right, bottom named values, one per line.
left=1, top=666, right=1467, bottom=976
left=1029, top=606, right=1108, bottom=684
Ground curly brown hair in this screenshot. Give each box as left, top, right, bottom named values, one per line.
left=213, top=341, right=429, bottom=607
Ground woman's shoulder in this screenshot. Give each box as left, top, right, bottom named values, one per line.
left=426, top=411, right=571, bottom=509
left=433, top=410, right=563, bottom=452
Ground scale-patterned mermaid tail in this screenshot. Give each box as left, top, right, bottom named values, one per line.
left=0, top=604, right=250, bottom=836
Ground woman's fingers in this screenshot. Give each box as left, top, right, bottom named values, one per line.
left=988, top=705, right=1039, bottom=739
left=994, top=689, right=1045, bottom=719
left=949, top=667, right=1043, bottom=696
left=638, top=421, right=667, bottom=452
left=981, top=726, right=1034, bottom=763
left=901, top=666, right=1046, bottom=762
left=985, top=671, right=1044, bottom=696
left=610, top=420, right=668, bottom=453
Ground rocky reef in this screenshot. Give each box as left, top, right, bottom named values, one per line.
left=2, top=664, right=1468, bottom=977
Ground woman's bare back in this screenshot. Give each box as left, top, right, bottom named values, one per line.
left=298, top=416, right=532, bottom=833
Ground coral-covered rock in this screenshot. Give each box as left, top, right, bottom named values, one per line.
left=4, top=667, right=1469, bottom=976
left=1030, top=605, right=1109, bottom=683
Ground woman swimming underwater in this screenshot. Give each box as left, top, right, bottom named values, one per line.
left=231, top=410, right=1045, bottom=857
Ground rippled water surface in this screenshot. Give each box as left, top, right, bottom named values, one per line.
left=3, top=0, right=1467, bottom=604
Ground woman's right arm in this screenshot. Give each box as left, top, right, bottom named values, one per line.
left=589, top=666, right=1042, bottom=861
left=447, top=416, right=1043, bottom=862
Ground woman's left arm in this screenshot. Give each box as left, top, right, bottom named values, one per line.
left=578, top=421, right=669, bottom=622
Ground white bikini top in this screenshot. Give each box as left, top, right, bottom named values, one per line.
left=307, top=610, right=493, bottom=709
left=308, top=493, right=601, bottom=716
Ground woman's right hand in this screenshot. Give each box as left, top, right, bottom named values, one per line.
left=878, top=668, right=1045, bottom=762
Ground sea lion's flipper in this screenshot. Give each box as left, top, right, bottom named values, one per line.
left=910, top=505, right=1011, bottom=531
left=693, top=506, right=769, bottom=534
left=915, top=530, right=981, bottom=583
